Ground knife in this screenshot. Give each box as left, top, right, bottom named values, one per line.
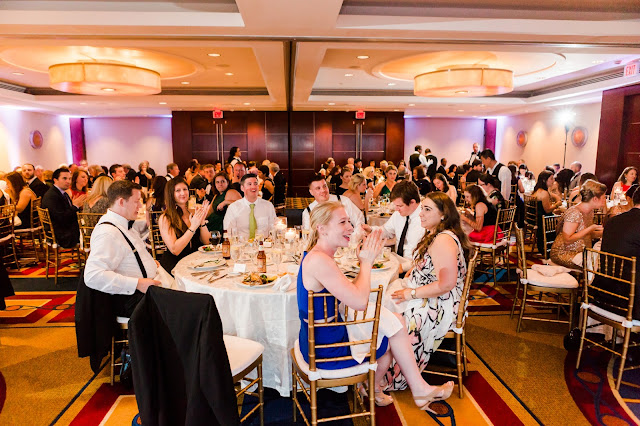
left=208, top=273, right=228, bottom=283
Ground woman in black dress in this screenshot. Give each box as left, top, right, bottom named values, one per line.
left=158, top=177, right=211, bottom=275
left=257, top=165, right=275, bottom=201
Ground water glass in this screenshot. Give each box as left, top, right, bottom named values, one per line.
left=272, top=245, right=283, bottom=273
left=230, top=244, right=241, bottom=265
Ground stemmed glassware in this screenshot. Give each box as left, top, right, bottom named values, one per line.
left=210, top=231, right=221, bottom=248
left=272, top=242, right=283, bottom=273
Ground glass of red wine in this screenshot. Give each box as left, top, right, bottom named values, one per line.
left=210, top=231, right=221, bottom=248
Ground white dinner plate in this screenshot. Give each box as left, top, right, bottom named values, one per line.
left=188, top=258, right=227, bottom=271
left=235, top=280, right=276, bottom=290
left=345, top=261, right=392, bottom=272
left=198, top=245, right=221, bottom=254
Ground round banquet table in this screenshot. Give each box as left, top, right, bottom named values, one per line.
left=173, top=251, right=399, bottom=396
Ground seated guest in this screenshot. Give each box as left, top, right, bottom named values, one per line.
left=191, top=179, right=208, bottom=204
left=159, top=178, right=212, bottom=274
left=436, top=158, right=448, bottom=177
left=184, top=159, right=200, bottom=185
left=362, top=181, right=425, bottom=275
left=84, top=180, right=160, bottom=317
left=433, top=173, right=457, bottom=203
left=550, top=180, right=605, bottom=269
left=302, top=174, right=364, bottom=231
left=109, top=164, right=126, bottom=181
left=606, top=184, right=638, bottom=222
left=270, top=162, right=287, bottom=205
left=385, top=192, right=470, bottom=392
left=343, top=173, right=372, bottom=214
left=300, top=202, right=454, bottom=409
left=555, top=168, right=575, bottom=196
left=207, top=172, right=241, bottom=234
left=42, top=168, right=85, bottom=248
left=335, top=167, right=352, bottom=196
left=69, top=169, right=89, bottom=202
left=465, top=159, right=483, bottom=186
left=147, top=176, right=167, bottom=213
left=533, top=170, right=563, bottom=254
left=42, top=170, right=54, bottom=187
left=363, top=166, right=376, bottom=189
left=257, top=165, right=275, bottom=201
left=83, top=176, right=112, bottom=214
left=137, top=161, right=155, bottom=189
left=373, top=165, right=398, bottom=199
left=223, top=173, right=276, bottom=239
left=327, top=166, right=342, bottom=188
left=189, top=163, right=214, bottom=200
left=165, top=162, right=180, bottom=181
left=595, top=187, right=640, bottom=319
left=229, top=162, right=246, bottom=196
left=461, top=184, right=501, bottom=244
left=5, top=172, right=36, bottom=228
left=21, top=163, right=48, bottom=198
left=478, top=173, right=507, bottom=209
left=412, top=166, right=432, bottom=196
left=213, top=160, right=223, bottom=173
left=568, top=173, right=597, bottom=204
left=611, top=166, right=638, bottom=196
left=122, top=164, right=138, bottom=183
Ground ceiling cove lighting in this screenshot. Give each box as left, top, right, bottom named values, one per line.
left=414, top=66, right=513, bottom=97
left=49, top=62, right=161, bottom=96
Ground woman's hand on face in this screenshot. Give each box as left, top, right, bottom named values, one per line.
left=357, top=228, right=384, bottom=266
left=391, top=288, right=411, bottom=301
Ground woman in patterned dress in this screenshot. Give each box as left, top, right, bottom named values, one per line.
left=383, top=191, right=471, bottom=391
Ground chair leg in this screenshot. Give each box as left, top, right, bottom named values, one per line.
left=258, top=361, right=264, bottom=426
left=462, top=331, right=468, bottom=377
left=568, top=291, right=576, bottom=331
left=575, top=309, right=589, bottom=369
left=510, top=278, right=521, bottom=319
left=291, top=366, right=297, bottom=423
left=310, top=380, right=318, bottom=426
left=368, top=370, right=376, bottom=425
left=456, top=333, right=463, bottom=398
left=54, top=247, right=59, bottom=287
left=517, top=283, right=528, bottom=332
left=616, top=330, right=631, bottom=390
left=491, top=251, right=497, bottom=287
left=110, top=336, right=115, bottom=386
left=45, top=245, right=50, bottom=279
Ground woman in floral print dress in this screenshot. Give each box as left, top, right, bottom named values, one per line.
left=383, top=191, right=471, bottom=391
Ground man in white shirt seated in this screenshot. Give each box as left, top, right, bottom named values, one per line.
left=223, top=173, right=276, bottom=239
left=84, top=180, right=161, bottom=317
left=302, top=174, right=364, bottom=230
left=362, top=180, right=424, bottom=275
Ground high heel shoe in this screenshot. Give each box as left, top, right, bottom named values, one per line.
left=357, top=383, right=394, bottom=407
left=413, top=381, right=454, bottom=414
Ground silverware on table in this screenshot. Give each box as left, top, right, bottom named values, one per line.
left=208, top=273, right=228, bottom=283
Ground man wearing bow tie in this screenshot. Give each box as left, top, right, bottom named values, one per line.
left=84, top=180, right=160, bottom=316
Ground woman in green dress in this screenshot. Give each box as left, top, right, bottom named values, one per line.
left=373, top=165, right=398, bottom=199
left=207, top=172, right=242, bottom=234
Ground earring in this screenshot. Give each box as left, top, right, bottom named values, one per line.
left=440, top=217, right=444, bottom=221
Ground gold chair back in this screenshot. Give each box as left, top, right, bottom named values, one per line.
left=523, top=195, right=538, bottom=228
left=456, top=249, right=479, bottom=331
left=0, top=204, right=16, bottom=238
left=78, top=212, right=104, bottom=254
left=509, top=183, right=517, bottom=206
left=27, top=197, right=42, bottom=230
left=37, top=207, right=57, bottom=247
left=149, top=210, right=166, bottom=259
left=542, top=214, right=560, bottom=260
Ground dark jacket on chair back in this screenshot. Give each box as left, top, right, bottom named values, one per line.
left=273, top=171, right=287, bottom=205
left=129, top=287, right=239, bottom=426
left=41, top=185, right=80, bottom=248
left=29, top=178, right=49, bottom=198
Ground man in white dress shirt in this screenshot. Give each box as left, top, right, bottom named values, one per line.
left=361, top=180, right=424, bottom=275
left=302, top=174, right=364, bottom=230
left=84, top=180, right=160, bottom=317
left=480, top=149, right=511, bottom=200
left=223, top=173, right=276, bottom=239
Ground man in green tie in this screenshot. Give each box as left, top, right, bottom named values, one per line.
left=223, top=173, right=277, bottom=240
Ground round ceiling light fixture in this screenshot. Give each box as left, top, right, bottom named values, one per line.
left=414, top=66, right=513, bottom=97
left=49, top=62, right=161, bottom=96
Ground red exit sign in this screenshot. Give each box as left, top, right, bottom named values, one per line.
left=355, top=110, right=365, bottom=119
left=624, top=62, right=638, bottom=78
left=212, top=110, right=223, bottom=119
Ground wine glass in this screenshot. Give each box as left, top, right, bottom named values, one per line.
left=210, top=231, right=221, bottom=248
left=272, top=243, right=283, bottom=273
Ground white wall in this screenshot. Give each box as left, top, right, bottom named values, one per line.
left=404, top=117, right=485, bottom=167
left=495, top=102, right=602, bottom=175
left=0, top=107, right=72, bottom=172
left=83, top=117, right=173, bottom=173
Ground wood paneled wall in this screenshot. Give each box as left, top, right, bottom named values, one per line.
left=171, top=111, right=404, bottom=196
left=596, top=82, right=640, bottom=191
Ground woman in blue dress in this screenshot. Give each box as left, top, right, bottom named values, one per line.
left=298, top=201, right=453, bottom=411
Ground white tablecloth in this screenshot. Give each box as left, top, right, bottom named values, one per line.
left=173, top=251, right=399, bottom=396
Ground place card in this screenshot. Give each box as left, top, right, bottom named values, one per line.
left=263, top=241, right=273, bottom=248
left=233, top=263, right=247, bottom=273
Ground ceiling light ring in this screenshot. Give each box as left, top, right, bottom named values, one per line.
left=414, top=67, right=513, bottom=97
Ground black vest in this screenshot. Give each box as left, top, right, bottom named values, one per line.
left=409, top=153, right=421, bottom=171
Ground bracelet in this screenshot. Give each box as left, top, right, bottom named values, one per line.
left=200, top=224, right=207, bottom=228
left=186, top=228, right=195, bottom=233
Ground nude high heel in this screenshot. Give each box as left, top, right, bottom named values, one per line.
left=413, top=381, right=454, bottom=413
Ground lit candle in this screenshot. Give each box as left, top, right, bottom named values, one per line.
left=285, top=228, right=296, bottom=241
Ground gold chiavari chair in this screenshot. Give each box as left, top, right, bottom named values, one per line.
left=593, top=209, right=606, bottom=226
left=424, top=249, right=478, bottom=398
left=291, top=286, right=383, bottom=426
left=576, top=248, right=637, bottom=390
left=328, top=182, right=337, bottom=194
left=509, top=183, right=517, bottom=207
left=512, top=227, right=579, bottom=332
left=224, top=335, right=265, bottom=425
left=523, top=194, right=539, bottom=254
left=0, top=204, right=20, bottom=268
left=457, top=180, right=466, bottom=207
left=542, top=214, right=560, bottom=260
left=275, top=182, right=288, bottom=216
left=37, top=207, right=82, bottom=286
left=110, top=316, right=130, bottom=385
left=77, top=212, right=104, bottom=262
left=148, top=210, right=166, bottom=260
left=472, top=206, right=516, bottom=286
left=14, top=197, right=43, bottom=263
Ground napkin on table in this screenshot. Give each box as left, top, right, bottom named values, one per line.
left=274, top=274, right=294, bottom=292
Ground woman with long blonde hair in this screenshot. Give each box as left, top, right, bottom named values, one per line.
left=298, top=201, right=454, bottom=411
left=83, top=176, right=112, bottom=214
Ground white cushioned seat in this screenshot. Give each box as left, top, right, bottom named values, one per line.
left=223, top=335, right=264, bottom=377
left=585, top=304, right=640, bottom=327
left=116, top=316, right=130, bottom=325
left=472, top=238, right=508, bottom=249
left=292, top=340, right=373, bottom=380
left=522, top=269, right=579, bottom=289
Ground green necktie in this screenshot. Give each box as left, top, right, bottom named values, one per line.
left=249, top=203, right=257, bottom=239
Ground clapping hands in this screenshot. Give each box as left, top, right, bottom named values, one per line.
left=189, top=200, right=210, bottom=229
left=357, top=228, right=385, bottom=267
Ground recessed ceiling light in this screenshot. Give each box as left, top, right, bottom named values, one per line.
left=455, top=90, right=468, bottom=94
left=357, top=55, right=369, bottom=60
left=394, top=109, right=400, bottom=112
left=480, top=104, right=486, bottom=107
left=208, top=53, right=221, bottom=57
left=12, top=72, right=24, bottom=76
left=101, top=88, right=115, bottom=92
left=387, top=83, right=396, bottom=86
left=324, top=109, right=329, bottom=111
left=243, top=102, right=251, bottom=105
left=250, top=108, right=255, bottom=111
left=159, top=102, right=167, bottom=105
left=80, top=102, right=87, bottom=105
left=344, top=73, right=354, bottom=77
left=408, top=103, right=415, bottom=106
left=458, top=109, right=464, bottom=112
left=427, top=115, right=432, bottom=117
left=225, top=72, right=234, bottom=76
left=592, top=60, right=605, bottom=64
left=328, top=102, right=336, bottom=105
left=181, top=81, right=190, bottom=85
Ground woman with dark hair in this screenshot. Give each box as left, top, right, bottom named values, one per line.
left=228, top=147, right=242, bottom=166
left=257, top=165, right=275, bottom=201
left=184, top=159, right=200, bottom=186
left=385, top=192, right=470, bottom=392
left=550, top=180, right=606, bottom=268
left=70, top=170, right=89, bottom=200
left=159, top=177, right=211, bottom=274
left=533, top=170, right=563, bottom=254
left=555, top=168, right=575, bottom=195
left=335, top=167, right=352, bottom=196
left=478, top=173, right=507, bottom=209
left=432, top=173, right=456, bottom=203
left=412, top=166, right=432, bottom=196
left=568, top=173, right=597, bottom=204
left=327, top=165, right=342, bottom=188
left=461, top=184, right=501, bottom=243
left=299, top=202, right=454, bottom=409
left=5, top=172, right=36, bottom=229
left=373, top=165, right=398, bottom=198
left=147, top=176, right=167, bottom=213
left=207, top=172, right=241, bottom=234
left=612, top=166, right=638, bottom=195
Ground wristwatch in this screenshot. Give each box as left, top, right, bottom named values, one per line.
left=410, top=289, right=417, bottom=299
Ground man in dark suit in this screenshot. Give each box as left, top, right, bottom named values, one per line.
left=424, top=148, right=438, bottom=179
left=41, top=168, right=84, bottom=248
left=22, top=163, right=48, bottom=198
left=270, top=162, right=287, bottom=205
left=597, top=189, right=640, bottom=319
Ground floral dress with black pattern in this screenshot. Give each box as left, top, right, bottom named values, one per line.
left=382, top=230, right=467, bottom=391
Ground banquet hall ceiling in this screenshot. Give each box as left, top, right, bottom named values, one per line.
left=0, top=0, right=639, bottom=118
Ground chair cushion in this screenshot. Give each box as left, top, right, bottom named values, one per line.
left=472, top=238, right=508, bottom=249
left=523, top=269, right=579, bottom=289
left=223, top=335, right=264, bottom=377
left=116, top=316, right=130, bottom=324
left=586, top=304, right=640, bottom=327
left=292, top=340, right=373, bottom=381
